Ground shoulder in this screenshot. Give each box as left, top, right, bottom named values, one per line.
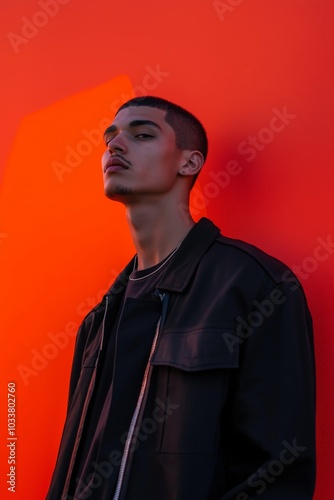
left=199, top=232, right=301, bottom=298
left=214, top=233, right=292, bottom=284
left=197, top=232, right=312, bottom=324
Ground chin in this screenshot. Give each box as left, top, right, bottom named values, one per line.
left=104, top=184, right=134, bottom=200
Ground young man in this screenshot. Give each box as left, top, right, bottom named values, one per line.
left=47, top=97, right=316, bottom=499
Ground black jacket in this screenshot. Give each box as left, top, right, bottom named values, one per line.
left=47, top=218, right=316, bottom=499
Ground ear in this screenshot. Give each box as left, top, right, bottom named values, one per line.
left=178, top=151, right=205, bottom=178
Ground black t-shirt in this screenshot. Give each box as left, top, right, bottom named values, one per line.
left=68, top=252, right=176, bottom=499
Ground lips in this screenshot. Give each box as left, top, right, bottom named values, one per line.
left=104, top=156, right=130, bottom=173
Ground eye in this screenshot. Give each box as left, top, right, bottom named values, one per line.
left=135, top=133, right=154, bottom=139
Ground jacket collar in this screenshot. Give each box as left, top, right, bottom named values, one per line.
left=108, top=217, right=221, bottom=295
left=156, top=217, right=220, bottom=292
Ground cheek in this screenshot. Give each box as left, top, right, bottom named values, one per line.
left=160, top=152, right=181, bottom=179
left=148, top=163, right=178, bottom=188
left=101, top=150, right=109, bottom=168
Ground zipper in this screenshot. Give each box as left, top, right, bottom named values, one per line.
left=62, top=296, right=109, bottom=499
left=113, top=292, right=168, bottom=500
left=99, top=295, right=109, bottom=352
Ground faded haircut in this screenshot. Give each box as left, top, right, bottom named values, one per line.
left=116, top=96, right=208, bottom=187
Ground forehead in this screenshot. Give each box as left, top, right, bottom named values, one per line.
left=106, top=106, right=172, bottom=133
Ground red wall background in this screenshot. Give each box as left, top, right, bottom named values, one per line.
left=1, top=0, right=333, bottom=498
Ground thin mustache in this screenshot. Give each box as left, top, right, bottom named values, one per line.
left=105, top=155, right=131, bottom=169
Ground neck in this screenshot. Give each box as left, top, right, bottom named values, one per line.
left=125, top=199, right=194, bottom=270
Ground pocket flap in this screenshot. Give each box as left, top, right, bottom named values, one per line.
left=151, top=328, right=239, bottom=371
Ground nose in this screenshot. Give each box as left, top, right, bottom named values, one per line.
left=107, top=133, right=127, bottom=154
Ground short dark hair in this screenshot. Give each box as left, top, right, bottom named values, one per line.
left=116, top=96, right=208, bottom=186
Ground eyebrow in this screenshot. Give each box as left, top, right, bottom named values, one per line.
left=103, top=119, right=162, bottom=137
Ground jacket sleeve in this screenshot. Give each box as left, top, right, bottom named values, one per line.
left=219, top=280, right=316, bottom=499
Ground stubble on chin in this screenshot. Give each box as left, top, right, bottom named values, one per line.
left=105, top=185, right=134, bottom=199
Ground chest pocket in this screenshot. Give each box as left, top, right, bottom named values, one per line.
left=146, top=328, right=239, bottom=457
left=150, top=327, right=239, bottom=370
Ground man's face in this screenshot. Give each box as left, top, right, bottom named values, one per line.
left=101, top=106, right=187, bottom=202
